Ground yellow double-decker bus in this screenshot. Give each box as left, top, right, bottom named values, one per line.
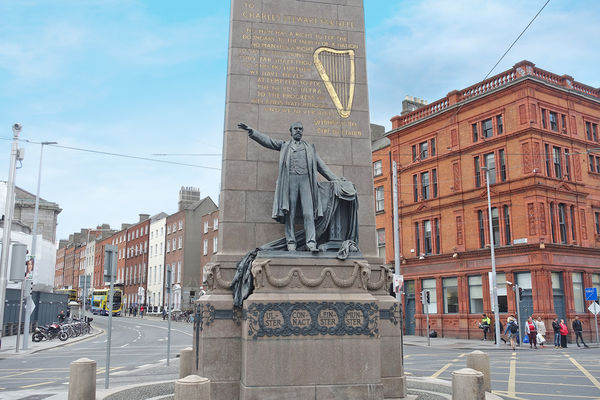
left=91, top=288, right=123, bottom=316
left=56, top=288, right=78, bottom=303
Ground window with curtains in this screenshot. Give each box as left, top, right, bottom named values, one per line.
left=443, top=277, right=459, bottom=314
left=474, top=156, right=481, bottom=187
left=376, top=229, right=385, bottom=258
left=375, top=186, right=384, bottom=212
left=558, top=203, right=567, bottom=244
left=478, top=210, right=485, bottom=248
left=468, top=275, right=483, bottom=314
left=503, top=205, right=511, bottom=244
left=415, top=222, right=420, bottom=256
left=373, top=160, right=382, bottom=177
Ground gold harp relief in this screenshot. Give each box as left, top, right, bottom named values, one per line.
left=313, top=47, right=355, bottom=119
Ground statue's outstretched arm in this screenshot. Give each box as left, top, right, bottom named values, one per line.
left=238, top=122, right=283, bottom=151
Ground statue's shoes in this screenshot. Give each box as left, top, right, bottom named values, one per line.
left=307, top=242, right=318, bottom=253
left=287, top=243, right=296, bottom=251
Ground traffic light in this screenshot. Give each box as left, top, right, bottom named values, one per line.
left=25, top=278, right=34, bottom=297
left=420, top=290, right=426, bottom=305
left=426, top=290, right=431, bottom=304
left=518, top=287, right=523, bottom=298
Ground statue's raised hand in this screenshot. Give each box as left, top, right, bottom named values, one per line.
left=237, top=122, right=253, bottom=135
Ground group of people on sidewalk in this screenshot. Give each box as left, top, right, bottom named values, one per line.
left=125, top=304, right=145, bottom=318
left=479, top=313, right=591, bottom=350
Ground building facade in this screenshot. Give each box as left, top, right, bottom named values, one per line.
left=375, top=61, right=600, bottom=339
left=148, top=213, right=167, bottom=312
left=124, top=215, right=150, bottom=309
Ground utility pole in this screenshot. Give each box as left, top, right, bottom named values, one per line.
left=0, top=124, right=22, bottom=350
left=104, top=245, right=117, bottom=389
left=483, top=166, right=501, bottom=348
left=391, top=161, right=404, bottom=363
left=166, top=266, right=172, bottom=366
left=23, top=141, right=56, bottom=350
left=515, top=284, right=521, bottom=346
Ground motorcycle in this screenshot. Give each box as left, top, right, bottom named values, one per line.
left=32, top=323, right=68, bottom=342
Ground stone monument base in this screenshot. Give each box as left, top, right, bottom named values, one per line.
left=196, top=255, right=406, bottom=400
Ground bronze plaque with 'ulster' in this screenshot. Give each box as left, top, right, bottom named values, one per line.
left=244, top=302, right=378, bottom=339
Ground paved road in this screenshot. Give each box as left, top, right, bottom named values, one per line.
left=0, top=314, right=193, bottom=398
left=404, top=344, right=600, bottom=399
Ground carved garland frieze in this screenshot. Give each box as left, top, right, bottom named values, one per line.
left=251, top=259, right=372, bottom=290
left=243, top=301, right=379, bottom=340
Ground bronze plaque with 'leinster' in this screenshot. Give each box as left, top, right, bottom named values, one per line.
left=244, top=302, right=379, bottom=339
left=220, top=0, right=376, bottom=257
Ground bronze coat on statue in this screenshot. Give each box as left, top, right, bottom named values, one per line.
left=248, top=129, right=338, bottom=222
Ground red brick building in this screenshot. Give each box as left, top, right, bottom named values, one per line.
left=54, top=247, right=65, bottom=288
left=200, top=209, right=219, bottom=278
left=374, top=61, right=600, bottom=339
left=124, top=215, right=150, bottom=309
left=93, top=235, right=114, bottom=289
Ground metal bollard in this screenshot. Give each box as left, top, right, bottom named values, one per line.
left=180, top=347, right=194, bottom=378
left=68, top=358, right=96, bottom=400
left=466, top=350, right=491, bottom=392
left=452, top=368, right=485, bottom=400
left=175, top=375, right=211, bottom=400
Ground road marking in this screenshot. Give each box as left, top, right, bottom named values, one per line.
left=566, top=354, right=600, bottom=391
left=120, top=343, right=129, bottom=348
left=0, top=368, right=42, bottom=379
left=430, top=363, right=452, bottom=379
left=458, top=353, right=466, bottom=358
left=19, top=381, right=55, bottom=389
left=496, top=390, right=600, bottom=399
left=508, top=354, right=517, bottom=397
left=403, top=355, right=411, bottom=359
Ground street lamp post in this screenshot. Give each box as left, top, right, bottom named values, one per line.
left=482, top=166, right=501, bottom=348
left=23, top=142, right=57, bottom=350
left=0, top=124, right=22, bottom=350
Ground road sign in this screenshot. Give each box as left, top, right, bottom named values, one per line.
left=585, top=287, right=598, bottom=301
left=588, top=302, right=600, bottom=316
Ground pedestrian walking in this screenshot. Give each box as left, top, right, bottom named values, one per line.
left=162, top=308, right=167, bottom=320
left=129, top=305, right=133, bottom=317
left=536, top=316, right=547, bottom=348
left=572, top=315, right=589, bottom=348
left=140, top=305, right=144, bottom=318
left=559, top=319, right=569, bottom=348
left=552, top=317, right=561, bottom=348
left=506, top=316, right=518, bottom=350
left=133, top=306, right=138, bottom=317
left=525, top=317, right=538, bottom=349
left=479, top=313, right=491, bottom=341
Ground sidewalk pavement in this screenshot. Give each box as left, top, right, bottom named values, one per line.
left=403, top=334, right=600, bottom=350
left=0, top=325, right=104, bottom=359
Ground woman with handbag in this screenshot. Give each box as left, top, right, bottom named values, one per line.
left=536, top=316, right=546, bottom=348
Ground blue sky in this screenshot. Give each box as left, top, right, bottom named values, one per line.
left=0, top=0, right=598, bottom=242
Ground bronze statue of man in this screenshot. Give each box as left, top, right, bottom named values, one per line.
left=238, top=122, right=339, bottom=252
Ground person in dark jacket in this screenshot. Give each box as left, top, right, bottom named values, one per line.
left=572, top=315, right=590, bottom=348
left=552, top=317, right=561, bottom=349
